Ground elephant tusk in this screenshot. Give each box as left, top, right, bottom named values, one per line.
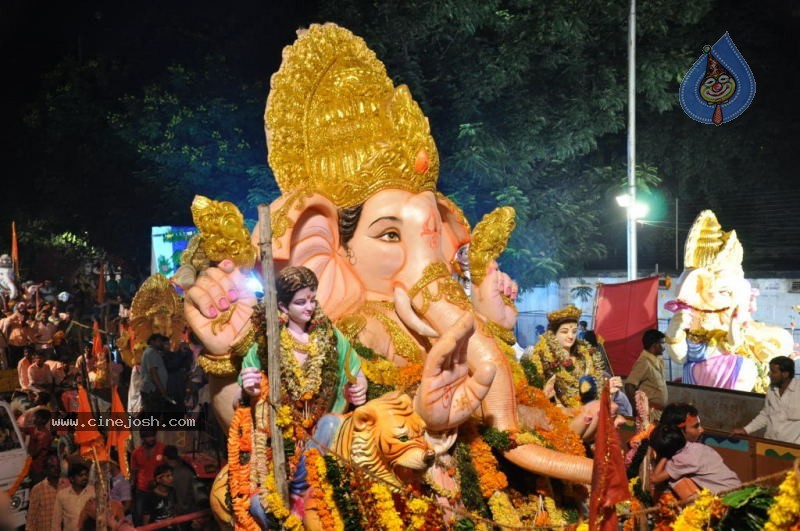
left=394, top=287, right=439, bottom=338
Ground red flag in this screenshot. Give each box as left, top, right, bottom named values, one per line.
left=589, top=383, right=630, bottom=530
left=10, top=222, right=19, bottom=278
left=74, top=385, right=108, bottom=461
left=593, top=277, right=659, bottom=376
left=96, top=262, right=106, bottom=304
left=107, top=385, right=131, bottom=478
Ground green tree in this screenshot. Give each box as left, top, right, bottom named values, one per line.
left=318, top=0, right=711, bottom=286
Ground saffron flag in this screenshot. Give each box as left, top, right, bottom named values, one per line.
left=92, top=320, right=104, bottom=358
left=107, top=385, right=131, bottom=478
left=10, top=222, right=18, bottom=278
left=74, top=385, right=109, bottom=461
left=593, top=277, right=659, bottom=376
left=96, top=262, right=106, bottom=304
left=589, top=383, right=630, bottom=530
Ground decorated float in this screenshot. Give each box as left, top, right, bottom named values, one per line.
left=166, top=23, right=799, bottom=530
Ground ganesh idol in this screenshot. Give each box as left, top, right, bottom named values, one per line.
left=178, top=24, right=594, bottom=527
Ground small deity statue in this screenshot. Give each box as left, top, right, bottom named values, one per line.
left=525, top=305, right=624, bottom=440
left=237, top=266, right=367, bottom=523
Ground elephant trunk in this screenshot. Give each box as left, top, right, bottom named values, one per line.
left=401, top=265, right=522, bottom=432
left=504, top=445, right=593, bottom=484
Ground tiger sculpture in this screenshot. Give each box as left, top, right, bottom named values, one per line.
left=210, top=391, right=434, bottom=529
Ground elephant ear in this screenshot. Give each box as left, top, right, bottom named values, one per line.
left=436, top=192, right=471, bottom=264
left=251, top=192, right=365, bottom=321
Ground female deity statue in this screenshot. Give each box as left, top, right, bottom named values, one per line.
left=237, top=266, right=367, bottom=523
left=526, top=305, right=623, bottom=440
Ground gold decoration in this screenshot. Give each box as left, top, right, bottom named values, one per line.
left=121, top=274, right=184, bottom=366
left=546, top=305, right=582, bottom=325
left=179, top=234, right=210, bottom=272
left=265, top=23, right=439, bottom=209
left=409, top=263, right=472, bottom=315
left=486, top=320, right=517, bottom=346
left=340, top=301, right=424, bottom=364
left=230, top=327, right=257, bottom=359
left=336, top=313, right=367, bottom=341
left=210, top=303, right=237, bottom=336
left=199, top=352, right=241, bottom=377
left=469, top=206, right=516, bottom=287
left=360, top=357, right=401, bottom=386
left=406, top=262, right=452, bottom=300
left=270, top=189, right=312, bottom=248
left=683, top=210, right=742, bottom=270
left=190, top=195, right=257, bottom=268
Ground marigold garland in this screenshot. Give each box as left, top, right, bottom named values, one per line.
left=529, top=331, right=606, bottom=408
left=305, top=448, right=344, bottom=531
left=407, top=498, right=430, bottom=530
left=228, top=405, right=260, bottom=531
left=671, top=489, right=724, bottom=530
left=464, top=425, right=508, bottom=499
left=370, top=482, right=404, bottom=531
left=765, top=470, right=800, bottom=531
left=488, top=491, right=522, bottom=527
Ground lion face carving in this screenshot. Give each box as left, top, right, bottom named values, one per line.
left=334, top=391, right=434, bottom=490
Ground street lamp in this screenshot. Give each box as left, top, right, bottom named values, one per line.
left=616, top=193, right=649, bottom=279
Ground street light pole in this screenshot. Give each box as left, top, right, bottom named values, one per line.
left=626, top=0, right=637, bottom=281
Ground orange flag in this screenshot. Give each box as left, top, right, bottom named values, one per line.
left=96, top=262, right=106, bottom=304
left=92, top=320, right=104, bottom=358
left=589, top=382, right=630, bottom=530
left=107, top=385, right=131, bottom=478
left=74, top=385, right=108, bottom=461
left=10, top=222, right=19, bottom=278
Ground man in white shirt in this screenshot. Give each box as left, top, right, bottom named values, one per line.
left=732, top=356, right=800, bottom=444
left=52, top=462, right=95, bottom=531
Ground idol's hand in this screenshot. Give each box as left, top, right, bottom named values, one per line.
left=345, top=371, right=368, bottom=406
left=472, top=261, right=519, bottom=330
left=182, top=259, right=257, bottom=355
left=241, top=367, right=262, bottom=398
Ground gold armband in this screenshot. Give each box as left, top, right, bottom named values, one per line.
left=664, top=335, right=684, bottom=345
left=198, top=352, right=239, bottom=377
left=230, top=327, right=257, bottom=358
left=485, top=320, right=517, bottom=346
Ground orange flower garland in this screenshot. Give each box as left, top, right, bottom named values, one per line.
left=228, top=405, right=260, bottom=531
left=305, top=448, right=343, bottom=531
left=513, top=378, right=585, bottom=457
left=464, top=424, right=508, bottom=499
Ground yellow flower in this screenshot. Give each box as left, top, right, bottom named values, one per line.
left=408, top=498, right=430, bottom=530
left=488, top=491, right=522, bottom=527
left=765, top=470, right=800, bottom=531
left=370, top=483, right=403, bottom=531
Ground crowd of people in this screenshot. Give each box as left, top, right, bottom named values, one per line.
left=0, top=273, right=215, bottom=530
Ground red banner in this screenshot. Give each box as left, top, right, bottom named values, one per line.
left=589, top=383, right=630, bottom=530
left=593, top=277, right=659, bottom=376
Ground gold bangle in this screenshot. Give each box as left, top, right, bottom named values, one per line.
left=485, top=320, right=516, bottom=345
left=664, top=335, right=684, bottom=345
left=230, top=327, right=257, bottom=358
left=198, top=352, right=239, bottom=377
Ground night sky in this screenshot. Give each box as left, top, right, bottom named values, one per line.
left=3, top=1, right=800, bottom=280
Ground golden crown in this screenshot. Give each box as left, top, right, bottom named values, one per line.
left=547, top=305, right=582, bottom=325
left=265, top=23, right=439, bottom=208
left=683, top=210, right=742, bottom=270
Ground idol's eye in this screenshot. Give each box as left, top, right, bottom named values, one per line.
left=704, top=77, right=716, bottom=86
left=378, top=230, right=401, bottom=242
left=718, top=74, right=729, bottom=83
left=398, top=435, right=409, bottom=442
